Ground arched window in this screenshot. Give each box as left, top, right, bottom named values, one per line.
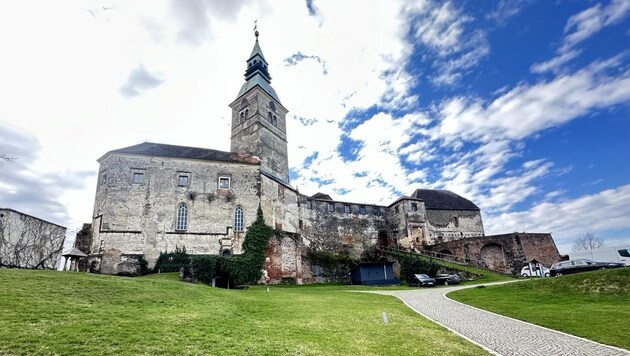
left=176, top=204, right=188, bottom=231
left=272, top=115, right=278, bottom=126
left=269, top=101, right=276, bottom=112
left=240, top=98, right=249, bottom=110
left=267, top=111, right=273, bottom=122
left=234, top=207, right=244, bottom=232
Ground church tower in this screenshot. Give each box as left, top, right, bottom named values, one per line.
left=229, top=30, right=290, bottom=182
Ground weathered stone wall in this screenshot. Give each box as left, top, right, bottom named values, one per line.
left=431, top=233, right=561, bottom=275
left=0, top=208, right=66, bottom=269
left=90, top=154, right=262, bottom=273
left=299, top=198, right=388, bottom=260
left=262, top=234, right=303, bottom=283
left=425, top=209, right=484, bottom=244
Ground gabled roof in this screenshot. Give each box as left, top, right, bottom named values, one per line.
left=99, top=142, right=260, bottom=165
left=411, top=189, right=480, bottom=210
left=62, top=247, right=88, bottom=258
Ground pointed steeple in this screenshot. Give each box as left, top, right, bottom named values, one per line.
left=236, top=30, right=281, bottom=102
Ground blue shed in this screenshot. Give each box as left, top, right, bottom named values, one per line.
left=350, top=262, right=400, bottom=286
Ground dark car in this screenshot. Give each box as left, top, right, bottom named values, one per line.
left=550, top=259, right=625, bottom=276
left=434, top=274, right=461, bottom=285
left=407, top=273, right=436, bottom=287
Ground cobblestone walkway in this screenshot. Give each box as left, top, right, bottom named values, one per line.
left=371, top=282, right=630, bottom=356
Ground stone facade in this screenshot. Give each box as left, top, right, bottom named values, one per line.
left=0, top=208, right=66, bottom=269
left=84, top=35, right=559, bottom=281
left=431, top=233, right=561, bottom=275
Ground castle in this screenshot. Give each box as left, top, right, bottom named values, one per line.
left=85, top=33, right=559, bottom=281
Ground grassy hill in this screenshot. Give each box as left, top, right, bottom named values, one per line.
left=448, top=267, right=630, bottom=350
left=0, top=269, right=487, bottom=355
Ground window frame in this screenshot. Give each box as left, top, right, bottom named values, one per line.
left=234, top=206, right=244, bottom=232
left=218, top=176, right=231, bottom=189
left=343, top=204, right=351, bottom=213
left=327, top=202, right=335, bottom=212
left=359, top=206, right=366, bottom=215
left=132, top=172, right=145, bottom=184
left=176, top=204, right=188, bottom=231
left=177, top=174, right=190, bottom=187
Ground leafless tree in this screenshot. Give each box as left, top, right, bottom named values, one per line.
left=0, top=211, right=66, bottom=269
left=572, top=232, right=605, bottom=252
left=0, top=154, right=16, bottom=168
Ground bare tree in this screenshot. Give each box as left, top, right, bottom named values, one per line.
left=0, top=154, right=16, bottom=168
left=572, top=232, right=606, bottom=252
left=0, top=210, right=66, bottom=269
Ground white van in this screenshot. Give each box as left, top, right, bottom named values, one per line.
left=520, top=265, right=550, bottom=277
left=569, top=246, right=630, bottom=266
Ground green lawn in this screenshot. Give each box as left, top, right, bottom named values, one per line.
left=448, top=268, right=630, bottom=350
left=0, top=269, right=487, bottom=355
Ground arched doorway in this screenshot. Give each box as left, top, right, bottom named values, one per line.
left=438, top=249, right=455, bottom=261
left=480, top=243, right=507, bottom=272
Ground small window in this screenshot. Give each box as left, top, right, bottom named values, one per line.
left=234, top=207, right=244, bottom=232
left=308, top=200, right=313, bottom=209
left=219, top=177, right=230, bottom=189
left=359, top=206, right=366, bottom=215
left=327, top=202, right=335, bottom=212
left=453, top=216, right=459, bottom=227
left=132, top=172, right=144, bottom=184
left=618, top=249, right=630, bottom=257
left=269, top=101, right=276, bottom=112
left=343, top=205, right=351, bottom=213
left=178, top=175, right=189, bottom=187
left=240, top=98, right=249, bottom=109
left=373, top=208, right=381, bottom=216
left=299, top=219, right=303, bottom=229
left=272, top=115, right=278, bottom=126
left=100, top=173, right=107, bottom=186
left=267, top=112, right=273, bottom=122
left=394, top=206, right=399, bottom=214
left=411, top=203, right=417, bottom=211
left=176, top=204, right=188, bottom=231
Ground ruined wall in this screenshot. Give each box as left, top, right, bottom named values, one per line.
left=0, top=208, right=66, bottom=269
left=299, top=198, right=388, bottom=260
left=425, top=209, right=484, bottom=244
left=431, top=233, right=561, bottom=275
left=262, top=234, right=303, bottom=284
left=90, top=154, right=261, bottom=273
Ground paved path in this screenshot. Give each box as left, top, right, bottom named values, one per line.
left=370, top=282, right=629, bottom=356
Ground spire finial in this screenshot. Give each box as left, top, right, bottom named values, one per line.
left=254, top=20, right=259, bottom=40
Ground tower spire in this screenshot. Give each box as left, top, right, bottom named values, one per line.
left=254, top=20, right=259, bottom=40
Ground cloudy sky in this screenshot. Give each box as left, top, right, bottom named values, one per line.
left=1, top=0, right=629, bottom=254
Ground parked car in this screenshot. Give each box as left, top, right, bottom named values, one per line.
left=520, top=266, right=550, bottom=277
left=407, top=273, right=436, bottom=287
left=434, top=274, right=461, bottom=285
left=550, top=259, right=625, bottom=276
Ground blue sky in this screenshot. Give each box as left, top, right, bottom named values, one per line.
left=0, top=0, right=628, bottom=254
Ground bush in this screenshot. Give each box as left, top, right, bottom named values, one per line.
left=399, top=255, right=440, bottom=279
left=154, top=246, right=190, bottom=273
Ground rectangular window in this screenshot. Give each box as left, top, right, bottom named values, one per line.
left=219, top=177, right=230, bottom=189
left=411, top=203, right=417, bottom=211
left=132, top=172, right=144, bottom=184
left=359, top=206, right=366, bottom=215
left=394, top=206, right=399, bottom=214
left=309, top=200, right=313, bottom=209
left=343, top=205, right=351, bottom=213
left=373, top=208, right=381, bottom=216
left=178, top=175, right=189, bottom=187
left=327, top=202, right=335, bottom=212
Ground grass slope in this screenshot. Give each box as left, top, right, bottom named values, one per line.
left=449, top=268, right=630, bottom=350
left=0, top=269, right=487, bottom=355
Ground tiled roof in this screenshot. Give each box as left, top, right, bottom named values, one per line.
left=101, top=142, right=260, bottom=165
left=411, top=189, right=480, bottom=210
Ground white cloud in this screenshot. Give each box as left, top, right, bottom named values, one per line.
left=532, top=0, right=630, bottom=73
left=404, top=0, right=489, bottom=87
left=485, top=184, right=630, bottom=254
left=436, top=57, right=630, bottom=143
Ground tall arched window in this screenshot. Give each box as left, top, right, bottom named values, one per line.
left=234, top=207, right=244, bottom=232
left=176, top=204, right=188, bottom=231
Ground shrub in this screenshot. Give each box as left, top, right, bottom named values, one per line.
left=154, top=246, right=190, bottom=273
left=190, top=255, right=218, bottom=284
